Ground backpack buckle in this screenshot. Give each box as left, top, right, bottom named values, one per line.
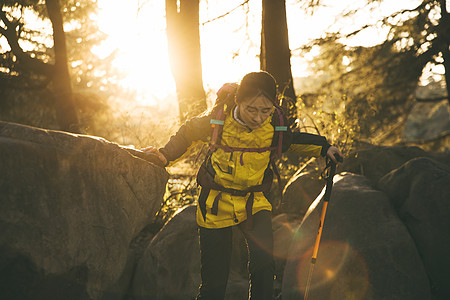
left=210, top=119, right=225, bottom=126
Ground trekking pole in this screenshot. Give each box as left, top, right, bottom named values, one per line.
left=304, top=154, right=342, bottom=300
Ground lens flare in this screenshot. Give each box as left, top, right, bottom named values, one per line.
left=273, top=218, right=298, bottom=260
left=296, top=241, right=369, bottom=299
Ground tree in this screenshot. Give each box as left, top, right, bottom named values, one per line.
left=261, top=0, right=297, bottom=128
left=166, top=0, right=207, bottom=123
left=0, top=0, right=118, bottom=134
left=297, top=0, right=450, bottom=142
left=45, top=0, right=79, bottom=132
left=0, top=0, right=81, bottom=132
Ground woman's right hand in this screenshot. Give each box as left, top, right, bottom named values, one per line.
left=141, top=146, right=168, bottom=166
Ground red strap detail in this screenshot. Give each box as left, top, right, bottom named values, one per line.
left=210, top=144, right=276, bottom=153
left=217, top=83, right=238, bottom=96
left=210, top=108, right=224, bottom=147
left=208, top=107, right=284, bottom=163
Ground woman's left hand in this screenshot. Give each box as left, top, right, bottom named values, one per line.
left=141, top=146, right=168, bottom=166
left=326, top=146, right=343, bottom=163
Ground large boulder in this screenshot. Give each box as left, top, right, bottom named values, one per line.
left=339, top=145, right=450, bottom=185
left=281, top=169, right=325, bottom=221
left=130, top=205, right=201, bottom=300
left=378, top=157, right=450, bottom=300
left=281, top=145, right=450, bottom=222
left=0, top=121, right=168, bottom=300
left=131, top=205, right=250, bottom=300
left=282, top=173, right=431, bottom=300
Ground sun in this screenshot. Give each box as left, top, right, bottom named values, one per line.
left=94, top=0, right=175, bottom=106
left=94, top=0, right=265, bottom=107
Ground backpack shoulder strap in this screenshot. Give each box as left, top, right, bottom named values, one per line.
left=271, top=106, right=288, bottom=157
left=210, top=106, right=225, bottom=146
left=209, top=82, right=237, bottom=148
left=270, top=106, right=289, bottom=211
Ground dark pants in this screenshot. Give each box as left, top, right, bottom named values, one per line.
left=196, top=210, right=274, bottom=300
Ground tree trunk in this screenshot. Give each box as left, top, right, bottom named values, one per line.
left=166, top=0, right=207, bottom=123
left=443, top=48, right=450, bottom=106
left=261, top=0, right=297, bottom=127
left=46, top=0, right=80, bottom=133
left=439, top=0, right=450, bottom=105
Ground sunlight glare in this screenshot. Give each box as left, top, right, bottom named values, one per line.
left=94, top=0, right=175, bottom=106
left=288, top=0, right=423, bottom=77
left=200, top=0, right=262, bottom=91
left=93, top=0, right=432, bottom=107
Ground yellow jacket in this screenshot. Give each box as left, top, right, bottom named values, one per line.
left=159, top=108, right=330, bottom=229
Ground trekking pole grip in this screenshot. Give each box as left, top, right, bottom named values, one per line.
left=334, top=153, right=344, bottom=163
left=323, top=158, right=338, bottom=203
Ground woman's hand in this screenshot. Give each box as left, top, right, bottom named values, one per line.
left=326, top=146, right=343, bottom=163
left=141, top=146, right=168, bottom=166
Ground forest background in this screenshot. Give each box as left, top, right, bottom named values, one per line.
left=1, top=0, right=449, bottom=218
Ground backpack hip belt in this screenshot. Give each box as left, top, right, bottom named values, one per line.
left=197, top=161, right=274, bottom=226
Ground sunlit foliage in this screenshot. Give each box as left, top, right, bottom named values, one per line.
left=295, top=0, right=449, bottom=147
left=0, top=0, right=121, bottom=132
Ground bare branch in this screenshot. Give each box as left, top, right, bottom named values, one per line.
left=416, top=96, right=448, bottom=102
left=298, top=0, right=323, bottom=15
left=0, top=8, right=53, bottom=75
left=202, top=0, right=250, bottom=25
left=317, top=0, right=432, bottom=42
left=0, top=8, right=11, bottom=27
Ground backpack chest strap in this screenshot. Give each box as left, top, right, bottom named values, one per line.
left=210, top=144, right=276, bottom=165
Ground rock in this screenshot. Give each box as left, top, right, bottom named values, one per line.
left=0, top=121, right=168, bottom=300
left=130, top=205, right=253, bottom=300
left=281, top=145, right=450, bottom=222
left=282, top=173, right=431, bottom=300
left=378, top=157, right=450, bottom=300
left=130, top=205, right=201, bottom=300
left=339, top=145, right=450, bottom=185
left=101, top=222, right=162, bottom=300
left=403, top=100, right=450, bottom=143
left=101, top=249, right=139, bottom=300
left=272, top=214, right=301, bottom=297
left=281, top=170, right=325, bottom=221
left=414, top=77, right=448, bottom=101
left=272, top=214, right=300, bottom=268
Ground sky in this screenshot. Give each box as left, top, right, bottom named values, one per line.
left=93, top=0, right=424, bottom=107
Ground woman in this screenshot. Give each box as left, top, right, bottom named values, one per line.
left=143, top=71, right=342, bottom=300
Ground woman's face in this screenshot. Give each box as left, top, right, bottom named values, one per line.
left=237, top=95, right=273, bottom=130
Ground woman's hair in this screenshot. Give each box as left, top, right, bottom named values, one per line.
left=236, top=71, right=277, bottom=105
left=206, top=71, right=278, bottom=116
